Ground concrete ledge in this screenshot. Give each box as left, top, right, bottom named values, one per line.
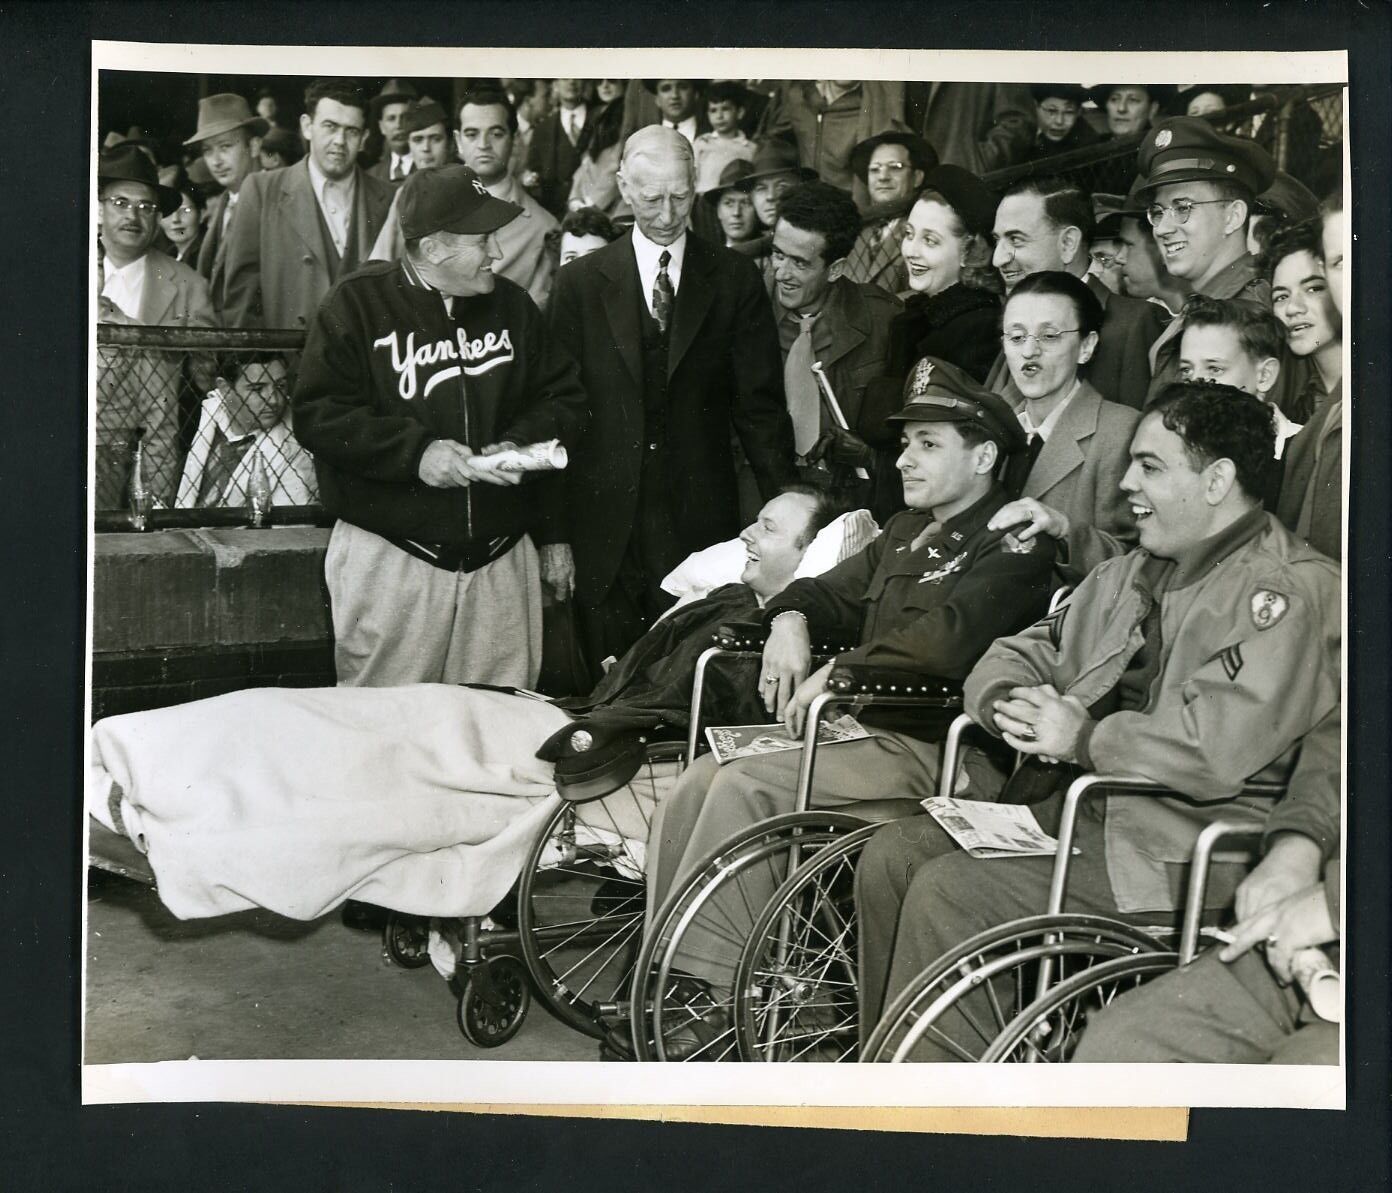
left=93, top=527, right=333, bottom=655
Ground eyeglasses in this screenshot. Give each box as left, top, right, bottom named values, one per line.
left=867, top=161, right=909, bottom=175
left=1145, top=198, right=1230, bottom=227
left=1090, top=251, right=1119, bottom=269
left=1001, top=329, right=1080, bottom=348
left=103, top=195, right=160, bottom=216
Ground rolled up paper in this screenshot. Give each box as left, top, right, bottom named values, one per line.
left=1291, top=947, right=1341, bottom=1023
left=471, top=439, right=569, bottom=474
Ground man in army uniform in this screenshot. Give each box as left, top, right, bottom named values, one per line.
left=1134, top=116, right=1285, bottom=405
left=856, top=382, right=1341, bottom=1056
left=643, top=359, right=1055, bottom=1050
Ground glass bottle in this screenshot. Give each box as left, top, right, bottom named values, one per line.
left=246, top=448, right=272, bottom=528
left=128, top=432, right=152, bottom=532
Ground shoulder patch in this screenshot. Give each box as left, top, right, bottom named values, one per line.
left=1249, top=589, right=1289, bottom=631
left=1208, top=643, right=1245, bottom=681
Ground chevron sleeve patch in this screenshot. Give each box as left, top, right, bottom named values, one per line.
left=1209, top=643, right=1245, bottom=681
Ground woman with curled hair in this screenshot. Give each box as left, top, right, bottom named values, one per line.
left=870, top=165, right=1004, bottom=395
left=544, top=205, right=623, bottom=270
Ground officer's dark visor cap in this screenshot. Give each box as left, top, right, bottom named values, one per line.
left=887, top=356, right=1028, bottom=455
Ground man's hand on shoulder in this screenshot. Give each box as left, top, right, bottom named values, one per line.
left=988, top=497, right=1070, bottom=543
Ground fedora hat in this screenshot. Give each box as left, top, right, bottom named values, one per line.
left=98, top=144, right=182, bottom=216
left=103, top=125, right=159, bottom=153
left=183, top=93, right=269, bottom=147
left=734, top=138, right=818, bottom=190
left=371, top=79, right=419, bottom=119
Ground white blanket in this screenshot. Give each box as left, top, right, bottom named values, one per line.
left=88, top=684, right=576, bottom=921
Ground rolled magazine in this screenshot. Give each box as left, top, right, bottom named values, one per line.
left=470, top=439, right=569, bottom=474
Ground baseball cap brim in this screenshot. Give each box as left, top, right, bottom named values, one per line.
left=430, top=194, right=525, bottom=236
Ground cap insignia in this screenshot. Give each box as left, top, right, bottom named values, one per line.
left=568, top=729, right=594, bottom=753
left=1154, top=129, right=1172, bottom=149
left=908, top=358, right=935, bottom=398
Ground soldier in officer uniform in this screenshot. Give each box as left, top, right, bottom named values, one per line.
left=643, top=359, right=1056, bottom=1051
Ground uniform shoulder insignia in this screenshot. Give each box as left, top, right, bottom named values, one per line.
left=1035, top=603, right=1069, bottom=650
left=1208, top=643, right=1245, bottom=681
left=1002, top=530, right=1036, bottom=555
left=1249, top=588, right=1289, bottom=631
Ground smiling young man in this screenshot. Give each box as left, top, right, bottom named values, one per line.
left=642, top=359, right=1053, bottom=1057
left=768, top=180, right=902, bottom=505
left=292, top=164, right=588, bottom=688
left=856, top=381, right=1340, bottom=1057
left=222, top=78, right=394, bottom=330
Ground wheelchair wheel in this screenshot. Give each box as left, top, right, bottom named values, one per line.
left=456, top=954, right=531, bottom=1048
left=862, top=914, right=1166, bottom=1063
left=733, top=824, right=880, bottom=1062
left=631, top=811, right=868, bottom=1062
left=382, top=911, right=432, bottom=969
left=517, top=791, right=651, bottom=1039
left=980, top=951, right=1179, bottom=1062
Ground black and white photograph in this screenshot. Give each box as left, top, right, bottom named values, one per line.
left=80, top=39, right=1351, bottom=1116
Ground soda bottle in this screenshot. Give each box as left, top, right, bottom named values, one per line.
left=128, top=430, right=152, bottom=532
left=246, top=447, right=272, bottom=528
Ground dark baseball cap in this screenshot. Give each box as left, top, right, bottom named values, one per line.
left=887, top=357, right=1028, bottom=455
left=402, top=98, right=450, bottom=137
left=396, top=164, right=522, bottom=238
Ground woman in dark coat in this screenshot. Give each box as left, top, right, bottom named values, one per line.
left=860, top=164, right=1003, bottom=517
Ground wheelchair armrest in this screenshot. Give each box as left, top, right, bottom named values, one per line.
left=711, top=621, right=855, bottom=656
left=826, top=663, right=962, bottom=703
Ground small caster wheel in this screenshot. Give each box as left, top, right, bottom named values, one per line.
left=382, top=912, right=432, bottom=969
left=457, top=955, right=531, bottom=1048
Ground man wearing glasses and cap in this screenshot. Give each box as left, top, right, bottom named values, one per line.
left=95, top=145, right=217, bottom=510
left=292, top=164, right=588, bottom=689
left=643, top=359, right=1056, bottom=1055
left=1132, top=115, right=1290, bottom=406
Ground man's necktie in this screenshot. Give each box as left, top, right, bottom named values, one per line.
left=784, top=314, right=823, bottom=456
left=391, top=157, right=405, bottom=181
left=1003, top=432, right=1044, bottom=498
left=653, top=250, right=674, bottom=335
left=565, top=113, right=579, bottom=145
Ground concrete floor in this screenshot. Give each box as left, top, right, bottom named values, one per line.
left=84, top=869, right=597, bottom=1064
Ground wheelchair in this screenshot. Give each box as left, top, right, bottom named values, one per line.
left=860, top=713, right=1286, bottom=1064
left=620, top=623, right=962, bottom=1062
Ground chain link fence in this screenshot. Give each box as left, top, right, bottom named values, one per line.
left=95, top=325, right=323, bottom=530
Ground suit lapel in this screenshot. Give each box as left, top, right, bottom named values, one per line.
left=355, top=171, right=392, bottom=262
left=283, top=161, right=325, bottom=265
left=816, top=280, right=867, bottom=374
left=667, top=236, right=715, bottom=377
left=137, top=256, right=179, bottom=324
left=599, top=241, right=643, bottom=385
left=1024, top=382, right=1100, bottom=498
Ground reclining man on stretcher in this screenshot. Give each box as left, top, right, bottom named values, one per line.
left=86, top=483, right=864, bottom=924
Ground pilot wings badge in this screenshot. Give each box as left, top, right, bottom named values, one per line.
left=919, top=551, right=966, bottom=584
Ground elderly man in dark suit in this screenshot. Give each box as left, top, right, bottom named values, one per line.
left=222, top=79, right=394, bottom=330
left=549, top=124, right=797, bottom=675
left=987, top=175, right=1166, bottom=411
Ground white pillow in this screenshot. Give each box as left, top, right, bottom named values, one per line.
left=659, top=508, right=881, bottom=611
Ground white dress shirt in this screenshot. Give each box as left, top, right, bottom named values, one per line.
left=663, top=115, right=699, bottom=148
left=561, top=104, right=587, bottom=144
left=101, top=254, right=147, bottom=321
left=388, top=152, right=414, bottom=181
left=307, top=157, right=358, bottom=256
left=631, top=225, right=687, bottom=317
left=1017, top=381, right=1081, bottom=442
